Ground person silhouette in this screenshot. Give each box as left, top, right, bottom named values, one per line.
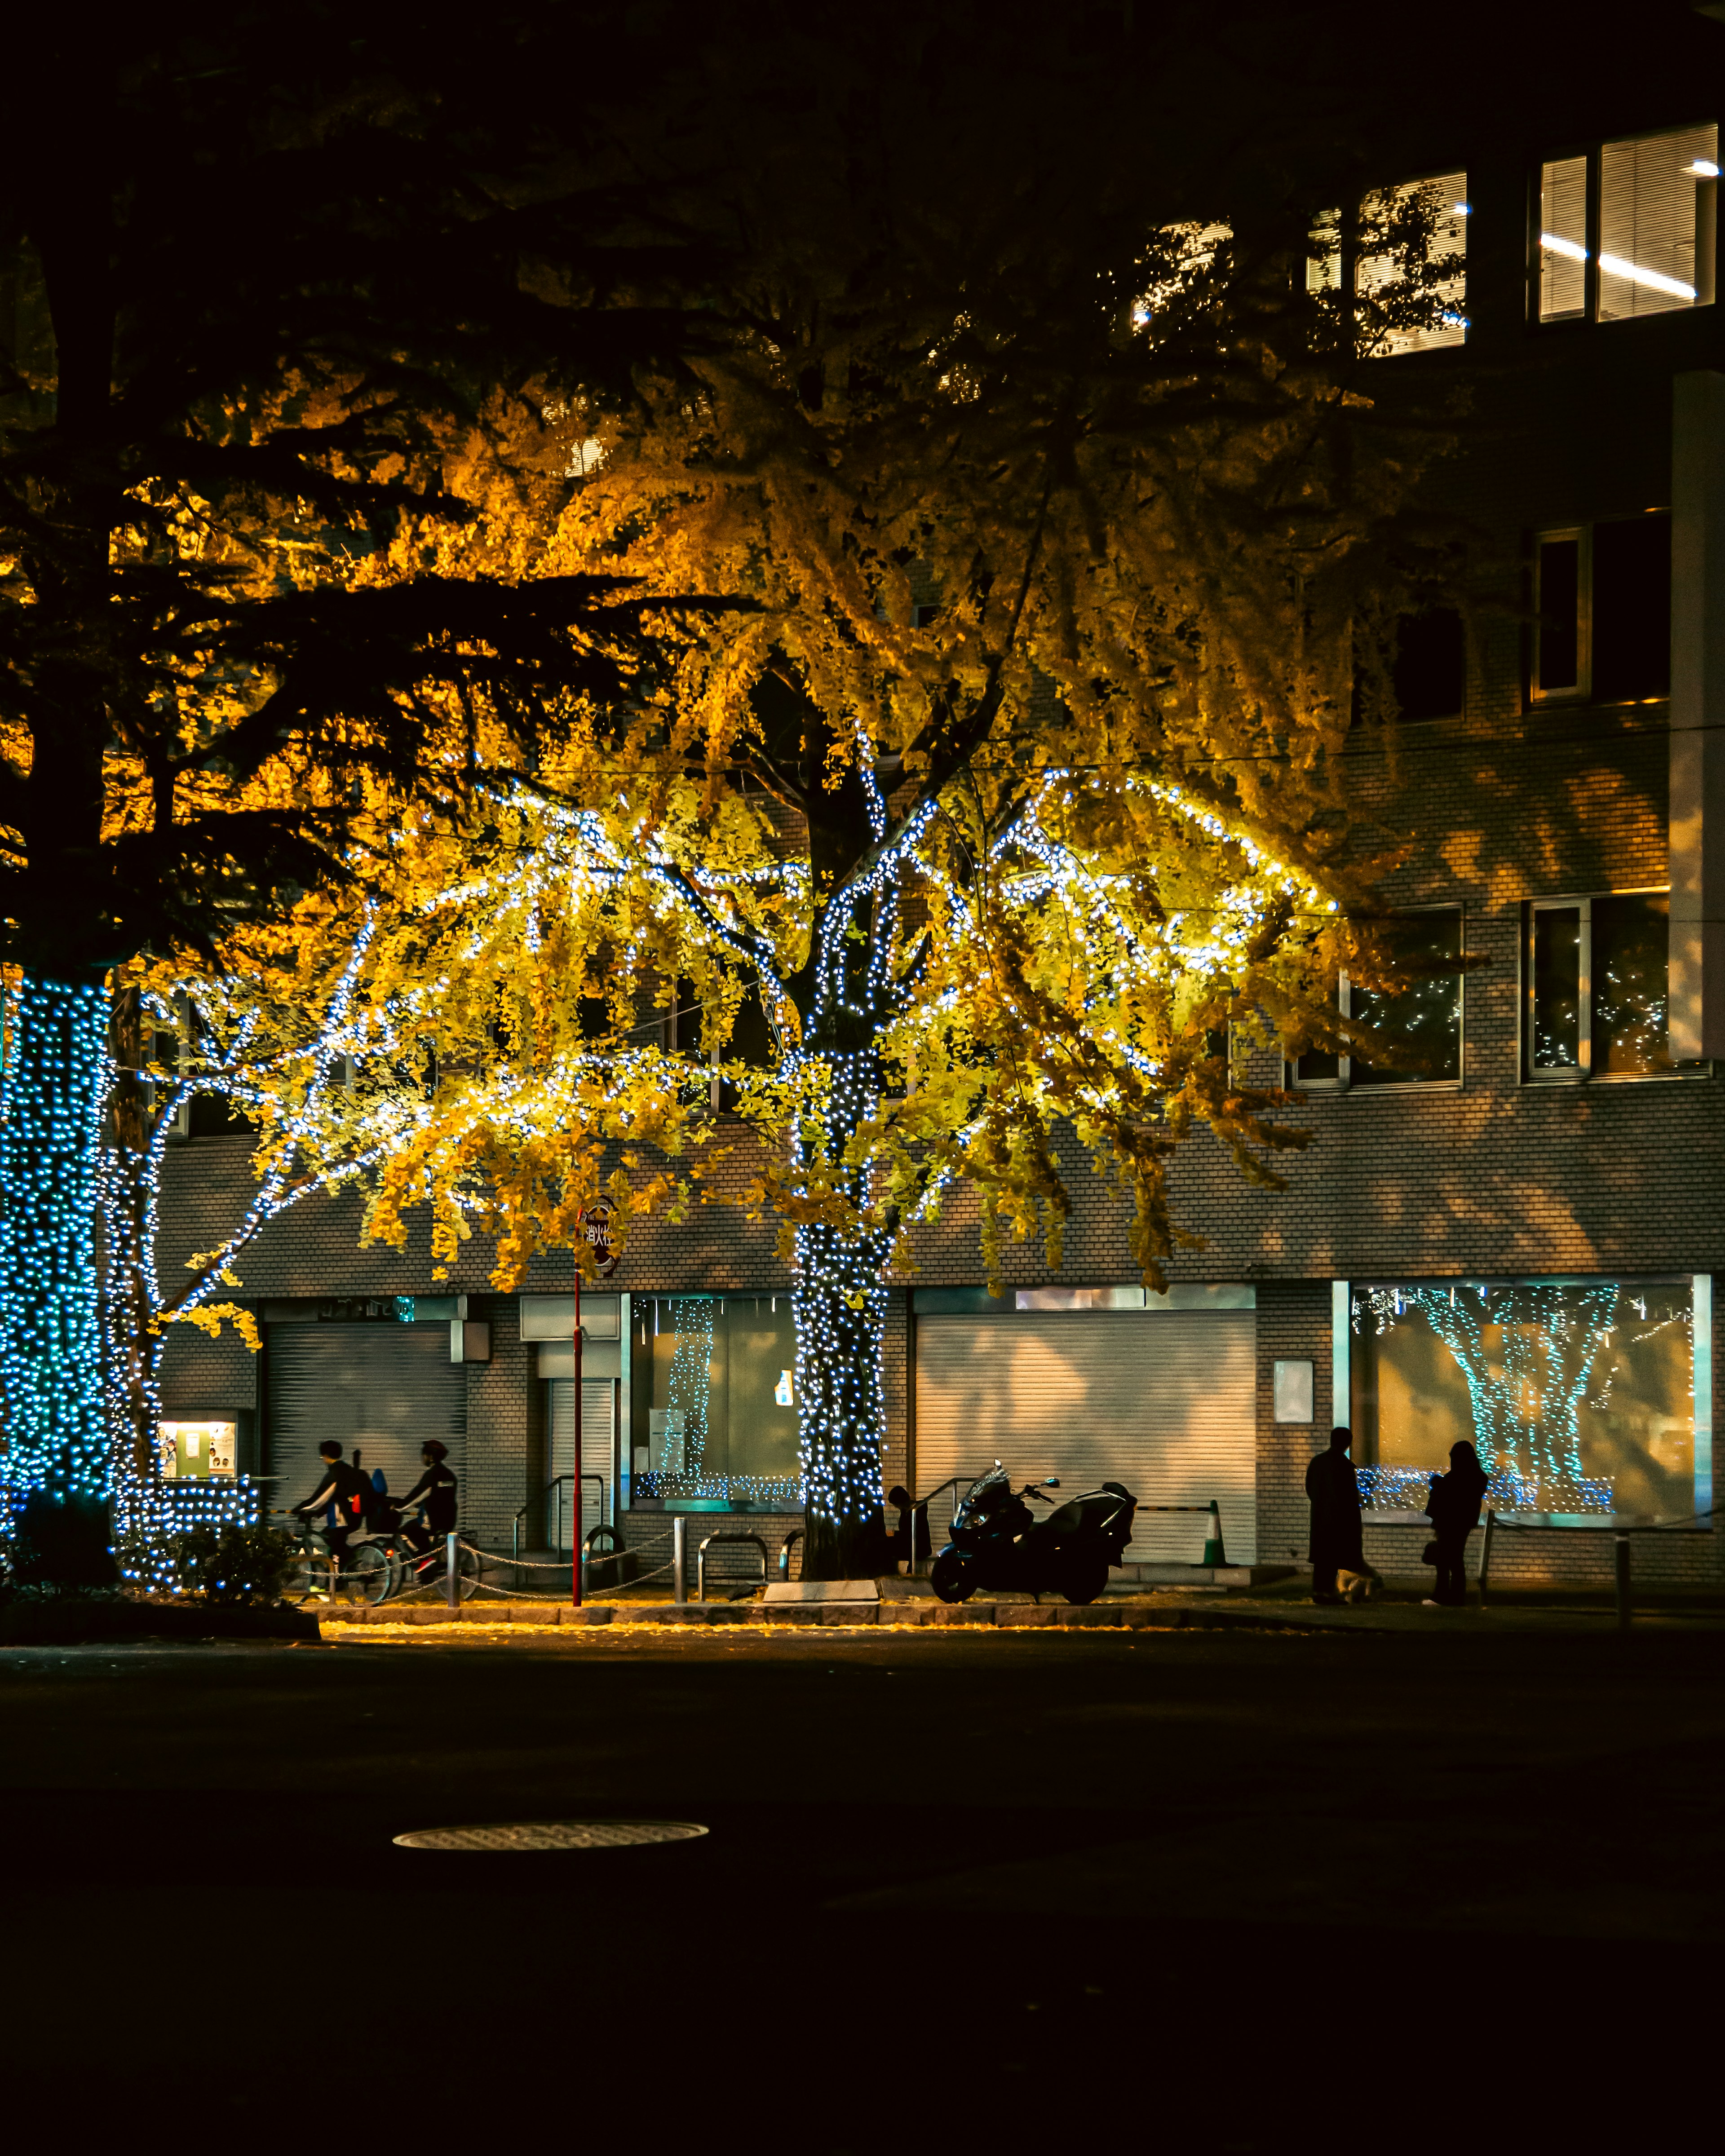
left=1305, top=1425, right=1365, bottom=1605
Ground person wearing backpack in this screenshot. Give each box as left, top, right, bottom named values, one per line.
left=291, top=1442, right=372, bottom=1564
left=397, top=1440, right=459, bottom=1567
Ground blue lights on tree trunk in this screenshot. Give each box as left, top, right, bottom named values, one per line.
left=0, top=975, right=110, bottom=1513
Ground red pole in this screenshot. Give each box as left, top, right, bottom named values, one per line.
left=572, top=1232, right=584, bottom=1608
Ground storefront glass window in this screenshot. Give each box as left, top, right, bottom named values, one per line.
left=1350, top=1278, right=1706, bottom=1521
left=630, top=1295, right=802, bottom=1511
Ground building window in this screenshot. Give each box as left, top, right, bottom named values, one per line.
left=1349, top=1276, right=1709, bottom=1524
left=1356, top=172, right=1468, bottom=353
left=1391, top=606, right=1466, bottom=720
left=1539, top=124, right=1718, bottom=323
left=1532, top=515, right=1671, bottom=704
left=1526, top=891, right=1696, bottom=1078
left=1288, top=907, right=1464, bottom=1089
left=629, top=1295, right=801, bottom=1511
left=1315, top=175, right=1468, bottom=354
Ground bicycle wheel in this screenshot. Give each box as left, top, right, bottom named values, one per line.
left=456, top=1542, right=483, bottom=1602
left=347, top=1542, right=392, bottom=1605
left=285, top=1537, right=334, bottom=1604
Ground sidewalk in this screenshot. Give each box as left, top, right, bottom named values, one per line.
left=316, top=1574, right=1725, bottom=1635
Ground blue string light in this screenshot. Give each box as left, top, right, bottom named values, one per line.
left=0, top=976, right=110, bottom=1525
left=1353, top=1281, right=1629, bottom=1514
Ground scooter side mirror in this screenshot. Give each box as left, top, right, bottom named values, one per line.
left=1044, top=1476, right=1060, bottom=1488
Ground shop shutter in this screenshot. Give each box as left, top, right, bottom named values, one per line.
left=913, top=1311, right=1257, bottom=1564
left=547, top=1378, right=618, bottom=1546
left=266, top=1325, right=466, bottom=1520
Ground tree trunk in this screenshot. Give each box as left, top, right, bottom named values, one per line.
left=792, top=1045, right=893, bottom=1581
left=102, top=985, right=164, bottom=1545
left=794, top=1215, right=893, bottom=1580
left=0, top=974, right=111, bottom=1510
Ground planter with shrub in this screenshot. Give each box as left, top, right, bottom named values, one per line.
left=1, top=1498, right=318, bottom=1643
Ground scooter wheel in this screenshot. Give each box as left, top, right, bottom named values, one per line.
left=930, top=1549, right=973, bottom=1604
left=1059, top=1557, right=1110, bottom=1606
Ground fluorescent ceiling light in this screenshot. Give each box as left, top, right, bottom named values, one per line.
left=1541, top=231, right=1588, bottom=261
left=1689, top=160, right=1720, bottom=177
left=1453, top=202, right=1471, bottom=215
left=1599, top=251, right=1696, bottom=299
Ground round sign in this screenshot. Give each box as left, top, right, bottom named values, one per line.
left=580, top=1201, right=619, bottom=1278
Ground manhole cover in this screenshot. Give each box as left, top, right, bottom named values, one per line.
left=393, top=1820, right=709, bottom=1851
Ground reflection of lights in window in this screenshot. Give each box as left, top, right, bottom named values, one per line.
left=774, top=1369, right=795, bottom=1406
left=1596, top=256, right=1690, bottom=304
left=1541, top=231, right=1588, bottom=262
left=1599, top=252, right=1696, bottom=300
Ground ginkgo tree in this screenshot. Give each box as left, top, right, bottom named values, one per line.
left=120, top=7, right=1472, bottom=1577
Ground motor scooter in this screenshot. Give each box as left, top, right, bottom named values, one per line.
left=930, top=1462, right=1137, bottom=1605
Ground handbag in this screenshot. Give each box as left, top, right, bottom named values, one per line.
left=1420, top=1539, right=1440, bottom=1566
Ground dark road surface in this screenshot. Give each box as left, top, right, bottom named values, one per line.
left=2, top=1624, right=1716, bottom=2148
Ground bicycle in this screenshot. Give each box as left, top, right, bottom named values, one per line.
left=272, top=1509, right=392, bottom=1606
left=378, top=1503, right=482, bottom=1602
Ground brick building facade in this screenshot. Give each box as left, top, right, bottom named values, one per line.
left=157, top=15, right=1725, bottom=1592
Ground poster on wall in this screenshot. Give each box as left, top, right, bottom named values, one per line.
left=158, top=1421, right=238, bottom=1480
left=1349, top=1278, right=1707, bottom=1521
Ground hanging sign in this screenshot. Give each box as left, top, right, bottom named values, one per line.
left=580, top=1201, right=620, bottom=1278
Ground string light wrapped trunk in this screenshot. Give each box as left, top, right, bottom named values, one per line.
left=0, top=975, right=110, bottom=1519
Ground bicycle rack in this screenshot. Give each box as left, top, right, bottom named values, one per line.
left=513, top=1472, right=607, bottom=1560
left=582, top=1523, right=623, bottom=1595
left=902, top=1476, right=974, bottom=1575
left=778, top=1526, right=804, bottom=1580
left=697, top=1531, right=768, bottom=1604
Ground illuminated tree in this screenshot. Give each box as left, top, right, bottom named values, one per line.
left=279, top=128, right=1467, bottom=1577
left=83, top=6, right=1466, bottom=1577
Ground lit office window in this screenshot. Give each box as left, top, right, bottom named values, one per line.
left=1355, top=173, right=1468, bottom=352
left=1527, top=893, right=1676, bottom=1079
left=1539, top=155, right=1588, bottom=320
left=1538, top=124, right=1718, bottom=324
left=1602, top=125, right=1717, bottom=317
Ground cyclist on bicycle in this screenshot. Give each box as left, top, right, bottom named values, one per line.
left=291, top=1441, right=373, bottom=1563
left=396, top=1440, right=458, bottom=1570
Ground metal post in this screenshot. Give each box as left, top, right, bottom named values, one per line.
left=673, top=1515, right=686, bottom=1604
left=446, top=1530, right=458, bottom=1609
left=1477, top=1507, right=1495, bottom=1609
left=572, top=1251, right=583, bottom=1608
left=1614, top=1532, right=1632, bottom=1630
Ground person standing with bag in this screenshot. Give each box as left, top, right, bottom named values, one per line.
left=1422, top=1440, right=1488, bottom=1608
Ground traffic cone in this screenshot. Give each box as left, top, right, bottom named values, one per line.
left=1201, top=1501, right=1229, bottom=1568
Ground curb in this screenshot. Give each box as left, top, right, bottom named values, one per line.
left=318, top=1598, right=1337, bottom=1635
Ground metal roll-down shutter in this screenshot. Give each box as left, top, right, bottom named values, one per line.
left=913, top=1310, right=1256, bottom=1564
left=265, top=1325, right=467, bottom=1520
left=547, top=1377, right=617, bottom=1546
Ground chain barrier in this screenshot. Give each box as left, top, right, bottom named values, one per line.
left=1487, top=1505, right=1717, bottom=1534
left=385, top=1539, right=684, bottom=1604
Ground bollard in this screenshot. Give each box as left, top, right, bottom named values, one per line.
left=672, top=1515, right=686, bottom=1604
left=447, top=1530, right=459, bottom=1610
left=1477, top=1508, right=1494, bottom=1609
left=1614, top=1533, right=1632, bottom=1631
